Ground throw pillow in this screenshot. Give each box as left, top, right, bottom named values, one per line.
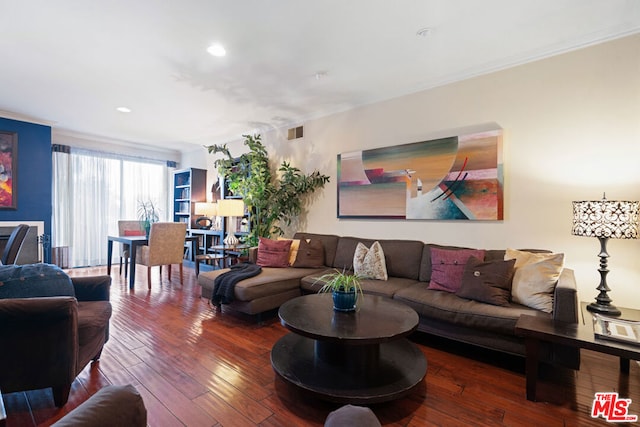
left=256, top=238, right=292, bottom=268
left=456, top=257, right=516, bottom=306
left=428, top=247, right=486, bottom=293
left=123, top=230, right=145, bottom=236
left=505, top=248, right=564, bottom=313
left=0, top=264, right=75, bottom=299
left=278, top=237, right=301, bottom=266
left=353, top=241, right=388, bottom=280
left=292, top=239, right=324, bottom=268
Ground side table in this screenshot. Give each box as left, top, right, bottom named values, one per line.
left=515, top=303, right=640, bottom=401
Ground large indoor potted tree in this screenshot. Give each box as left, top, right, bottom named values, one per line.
left=206, top=134, right=329, bottom=246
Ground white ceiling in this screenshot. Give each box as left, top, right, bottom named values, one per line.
left=1, top=0, right=639, bottom=154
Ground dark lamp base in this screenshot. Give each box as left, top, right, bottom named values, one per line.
left=586, top=302, right=621, bottom=317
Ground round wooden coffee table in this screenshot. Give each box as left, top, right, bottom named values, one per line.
left=271, top=293, right=426, bottom=404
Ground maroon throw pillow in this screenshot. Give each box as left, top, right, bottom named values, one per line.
left=123, top=230, right=145, bottom=236
left=256, top=237, right=292, bottom=268
left=456, top=257, right=516, bottom=306
left=292, top=239, right=324, bottom=268
left=428, top=247, right=486, bottom=293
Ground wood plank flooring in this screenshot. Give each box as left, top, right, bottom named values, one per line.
left=2, top=264, right=639, bottom=426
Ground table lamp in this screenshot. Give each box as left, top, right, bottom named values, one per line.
left=572, top=194, right=639, bottom=316
left=194, top=202, right=217, bottom=229
left=217, top=199, right=245, bottom=246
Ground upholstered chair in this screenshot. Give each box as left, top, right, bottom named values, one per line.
left=0, top=265, right=112, bottom=407
left=136, top=222, right=187, bottom=289
left=117, top=220, right=145, bottom=278
left=1, top=224, right=29, bottom=265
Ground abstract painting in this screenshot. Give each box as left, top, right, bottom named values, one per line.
left=337, top=129, right=503, bottom=220
left=0, top=131, right=17, bottom=210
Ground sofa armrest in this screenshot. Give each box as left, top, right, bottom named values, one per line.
left=72, top=276, right=111, bottom=302
left=248, top=246, right=258, bottom=264
left=52, top=384, right=147, bottom=427
left=553, top=268, right=579, bottom=324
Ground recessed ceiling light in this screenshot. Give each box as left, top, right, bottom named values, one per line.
left=416, top=27, right=432, bottom=37
left=207, top=43, right=226, bottom=57
left=116, top=107, right=131, bottom=113
left=314, top=71, right=328, bottom=80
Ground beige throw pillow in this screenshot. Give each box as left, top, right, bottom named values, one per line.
left=505, top=248, right=564, bottom=313
left=353, top=241, right=388, bottom=280
left=278, top=237, right=301, bottom=266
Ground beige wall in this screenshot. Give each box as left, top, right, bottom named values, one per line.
left=193, top=34, right=640, bottom=307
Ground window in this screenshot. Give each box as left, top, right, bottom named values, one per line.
left=52, top=146, right=172, bottom=267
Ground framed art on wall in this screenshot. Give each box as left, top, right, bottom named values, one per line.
left=0, top=131, right=18, bottom=210
left=337, top=129, right=503, bottom=220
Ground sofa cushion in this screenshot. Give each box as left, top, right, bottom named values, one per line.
left=256, top=238, right=292, bottom=268
left=427, top=247, right=485, bottom=293
left=300, top=270, right=418, bottom=298
left=333, top=236, right=424, bottom=280
left=353, top=241, right=388, bottom=280
left=293, top=239, right=325, bottom=268
left=0, top=264, right=75, bottom=299
left=293, top=233, right=340, bottom=267
left=505, top=249, right=564, bottom=313
left=199, top=266, right=324, bottom=302
left=394, top=283, right=550, bottom=335
left=456, top=257, right=516, bottom=306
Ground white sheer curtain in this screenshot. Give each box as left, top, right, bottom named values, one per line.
left=52, top=146, right=172, bottom=267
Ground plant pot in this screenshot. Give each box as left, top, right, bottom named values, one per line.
left=143, top=221, right=151, bottom=239
left=332, top=290, right=357, bottom=312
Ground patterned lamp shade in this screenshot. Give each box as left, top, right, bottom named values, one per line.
left=572, top=198, right=639, bottom=239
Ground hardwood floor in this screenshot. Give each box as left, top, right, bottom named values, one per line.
left=2, top=264, right=639, bottom=426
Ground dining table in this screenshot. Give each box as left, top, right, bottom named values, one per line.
left=107, top=234, right=199, bottom=289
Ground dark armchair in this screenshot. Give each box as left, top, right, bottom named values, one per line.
left=0, top=268, right=112, bottom=407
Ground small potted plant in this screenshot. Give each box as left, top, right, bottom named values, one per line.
left=316, top=268, right=364, bottom=312
left=137, top=200, right=159, bottom=238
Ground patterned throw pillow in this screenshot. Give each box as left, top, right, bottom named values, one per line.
left=256, top=238, right=292, bottom=268
left=505, top=248, right=564, bottom=313
left=353, top=241, right=388, bottom=280
left=292, top=239, right=324, bottom=268
left=456, top=257, right=516, bottom=306
left=428, top=247, right=486, bottom=293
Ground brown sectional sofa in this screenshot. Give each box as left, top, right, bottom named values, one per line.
left=198, top=232, right=580, bottom=368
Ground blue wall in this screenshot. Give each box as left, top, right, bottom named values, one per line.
left=0, top=117, right=52, bottom=257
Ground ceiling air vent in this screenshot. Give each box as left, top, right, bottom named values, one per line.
left=287, top=126, right=303, bottom=140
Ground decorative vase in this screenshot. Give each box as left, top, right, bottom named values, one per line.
left=332, top=290, right=357, bottom=312
left=143, top=221, right=151, bottom=239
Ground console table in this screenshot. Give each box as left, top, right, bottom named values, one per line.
left=271, top=294, right=427, bottom=404
left=515, top=303, right=640, bottom=401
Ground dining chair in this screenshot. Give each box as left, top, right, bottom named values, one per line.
left=135, top=222, right=187, bottom=289
left=117, top=220, right=144, bottom=278
left=1, top=224, right=30, bottom=265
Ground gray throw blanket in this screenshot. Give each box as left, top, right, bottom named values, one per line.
left=212, top=262, right=262, bottom=306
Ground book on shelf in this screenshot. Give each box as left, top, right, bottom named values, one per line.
left=592, top=313, right=640, bottom=346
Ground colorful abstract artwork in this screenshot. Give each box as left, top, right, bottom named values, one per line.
left=337, top=129, right=503, bottom=220
left=0, top=131, right=17, bottom=210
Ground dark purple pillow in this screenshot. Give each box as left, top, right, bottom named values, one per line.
left=293, top=239, right=324, bottom=268
left=256, top=238, right=292, bottom=268
left=428, top=247, right=486, bottom=293
left=457, top=257, right=516, bottom=306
